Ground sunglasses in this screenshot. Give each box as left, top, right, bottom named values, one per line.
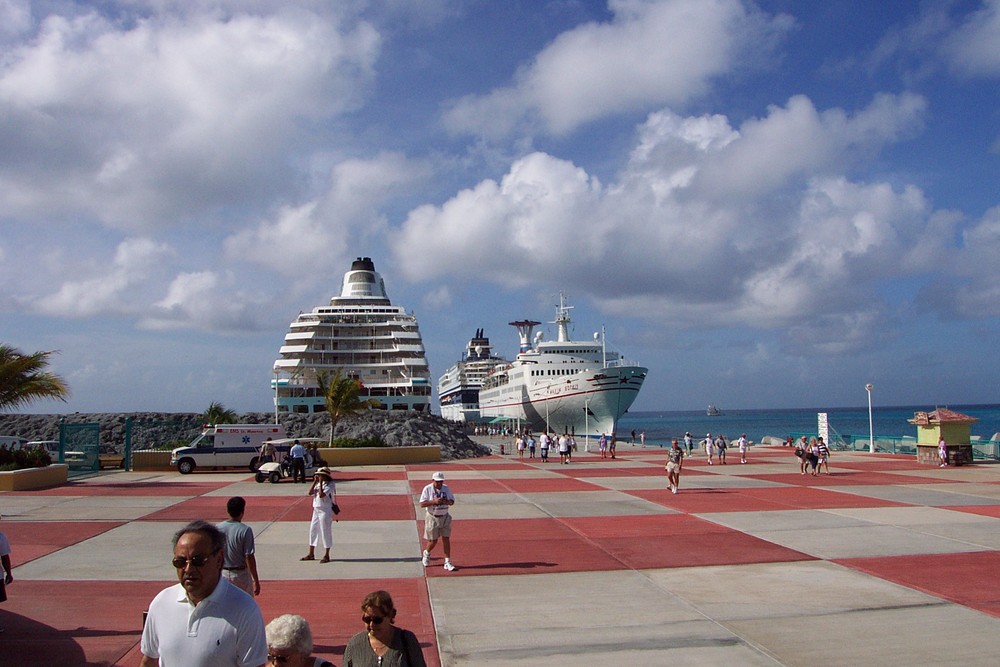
left=362, top=615, right=385, bottom=625
left=171, top=552, right=216, bottom=569
left=267, top=654, right=291, bottom=664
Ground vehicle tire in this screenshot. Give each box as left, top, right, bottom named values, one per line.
left=249, top=457, right=260, bottom=472
left=269, top=471, right=281, bottom=484
left=177, top=459, right=196, bottom=475
left=255, top=472, right=266, bottom=483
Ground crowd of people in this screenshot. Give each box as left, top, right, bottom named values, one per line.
left=137, top=465, right=449, bottom=665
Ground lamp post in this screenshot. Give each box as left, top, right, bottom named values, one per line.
left=865, top=383, right=874, bottom=453
left=273, top=367, right=280, bottom=425
left=584, top=397, right=591, bottom=452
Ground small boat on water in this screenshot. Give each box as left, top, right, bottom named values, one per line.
left=707, top=404, right=722, bottom=416
left=478, top=294, right=647, bottom=437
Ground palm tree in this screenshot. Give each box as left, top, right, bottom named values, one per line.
left=201, top=401, right=238, bottom=425
left=316, top=369, right=379, bottom=446
left=0, top=344, right=70, bottom=411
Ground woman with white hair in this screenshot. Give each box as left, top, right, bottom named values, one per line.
left=265, top=614, right=333, bottom=667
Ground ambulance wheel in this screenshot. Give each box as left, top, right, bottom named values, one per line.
left=177, top=459, right=195, bottom=475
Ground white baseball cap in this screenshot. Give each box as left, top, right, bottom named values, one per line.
left=432, top=472, right=445, bottom=482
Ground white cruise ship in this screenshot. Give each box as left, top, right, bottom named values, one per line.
left=437, top=329, right=508, bottom=423
left=478, top=295, right=647, bottom=437
left=272, top=257, right=431, bottom=414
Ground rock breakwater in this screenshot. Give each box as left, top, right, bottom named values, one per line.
left=0, top=411, right=490, bottom=461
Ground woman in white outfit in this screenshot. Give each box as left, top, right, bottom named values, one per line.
left=302, top=467, right=337, bottom=563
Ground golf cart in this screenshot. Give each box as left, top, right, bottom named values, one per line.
left=255, top=438, right=325, bottom=483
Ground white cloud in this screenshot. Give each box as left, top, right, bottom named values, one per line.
left=443, top=0, right=793, bottom=137
left=399, top=93, right=947, bottom=356
left=143, top=269, right=269, bottom=332
left=0, top=3, right=381, bottom=230
left=944, top=0, right=1000, bottom=76
left=34, top=237, right=172, bottom=317
left=224, top=152, right=432, bottom=277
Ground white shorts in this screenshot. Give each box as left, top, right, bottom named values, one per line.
left=666, top=461, right=680, bottom=473
left=424, top=513, right=452, bottom=540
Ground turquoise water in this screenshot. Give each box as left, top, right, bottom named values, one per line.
left=617, top=404, right=1000, bottom=446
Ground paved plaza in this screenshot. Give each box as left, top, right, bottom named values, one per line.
left=2, top=444, right=1000, bottom=665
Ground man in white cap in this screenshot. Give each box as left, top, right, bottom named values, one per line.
left=419, top=472, right=456, bottom=571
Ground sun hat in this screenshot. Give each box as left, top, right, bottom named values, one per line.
left=432, top=472, right=445, bottom=482
left=314, top=467, right=333, bottom=478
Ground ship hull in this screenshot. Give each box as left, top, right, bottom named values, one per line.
left=479, top=365, right=646, bottom=436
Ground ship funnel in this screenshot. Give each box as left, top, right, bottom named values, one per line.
left=510, top=320, right=541, bottom=353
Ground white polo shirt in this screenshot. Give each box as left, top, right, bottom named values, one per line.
left=420, top=482, right=454, bottom=517
left=141, top=578, right=267, bottom=667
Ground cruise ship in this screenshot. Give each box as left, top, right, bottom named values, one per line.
left=478, top=295, right=647, bottom=436
left=437, top=329, right=508, bottom=423
left=272, top=257, right=431, bottom=414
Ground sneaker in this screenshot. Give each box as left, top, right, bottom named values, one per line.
left=421, top=550, right=430, bottom=567
left=670, top=484, right=677, bottom=494
left=443, top=560, right=456, bottom=571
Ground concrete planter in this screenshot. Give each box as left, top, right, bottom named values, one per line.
left=0, top=463, right=68, bottom=491
left=130, top=446, right=441, bottom=472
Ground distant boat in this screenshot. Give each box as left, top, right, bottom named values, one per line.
left=707, top=404, right=722, bottom=416
left=437, top=328, right=508, bottom=423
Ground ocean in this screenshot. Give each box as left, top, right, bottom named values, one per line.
left=616, top=404, right=1000, bottom=446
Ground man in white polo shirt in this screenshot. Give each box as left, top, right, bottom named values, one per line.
left=419, top=472, right=456, bottom=571
left=140, top=520, right=267, bottom=667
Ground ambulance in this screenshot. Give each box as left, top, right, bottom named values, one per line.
left=171, top=424, right=286, bottom=474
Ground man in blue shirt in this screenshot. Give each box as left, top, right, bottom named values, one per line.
left=289, top=440, right=307, bottom=483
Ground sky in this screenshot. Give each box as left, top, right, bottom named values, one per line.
left=1, top=0, right=999, bottom=415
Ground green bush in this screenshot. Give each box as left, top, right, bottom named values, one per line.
left=330, top=437, right=387, bottom=449
left=0, top=445, right=52, bottom=470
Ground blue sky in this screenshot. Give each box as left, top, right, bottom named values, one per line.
left=1, top=0, right=998, bottom=415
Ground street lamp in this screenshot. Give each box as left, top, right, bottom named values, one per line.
left=584, top=397, right=591, bottom=452
left=865, top=383, right=874, bottom=453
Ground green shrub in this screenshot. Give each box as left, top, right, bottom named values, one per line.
left=330, top=437, right=387, bottom=449
left=0, top=445, right=52, bottom=470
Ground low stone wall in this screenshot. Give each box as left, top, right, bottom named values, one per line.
left=0, top=464, right=68, bottom=491
left=132, top=446, right=440, bottom=471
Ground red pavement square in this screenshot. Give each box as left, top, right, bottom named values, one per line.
left=553, top=466, right=669, bottom=478
left=946, top=505, right=1000, bottom=519
left=598, top=530, right=813, bottom=569
left=836, top=551, right=1000, bottom=618
left=563, top=514, right=732, bottom=539
left=736, top=486, right=910, bottom=509
left=5, top=481, right=232, bottom=497
left=629, top=488, right=797, bottom=513
left=748, top=471, right=945, bottom=486
left=0, top=521, right=123, bottom=564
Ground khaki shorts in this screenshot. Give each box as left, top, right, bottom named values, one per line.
left=424, top=512, right=452, bottom=540
left=666, top=461, right=680, bottom=473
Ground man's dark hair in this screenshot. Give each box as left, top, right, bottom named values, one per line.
left=227, top=496, right=246, bottom=519
left=172, top=519, right=225, bottom=553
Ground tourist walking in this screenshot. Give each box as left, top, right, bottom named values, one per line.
left=938, top=436, right=948, bottom=467
left=302, top=467, right=337, bottom=563
left=609, top=434, right=617, bottom=459
left=715, top=435, right=728, bottom=464
left=0, top=515, right=13, bottom=633
left=558, top=433, right=570, bottom=464
left=598, top=433, right=608, bottom=459
left=684, top=432, right=693, bottom=455
left=258, top=437, right=276, bottom=466
left=527, top=434, right=536, bottom=459
left=140, top=520, right=268, bottom=666
left=665, top=439, right=684, bottom=494
left=216, top=496, right=261, bottom=596
left=816, top=436, right=830, bottom=474
left=343, top=589, right=427, bottom=667
left=737, top=433, right=749, bottom=464
left=516, top=435, right=525, bottom=459
left=703, top=433, right=714, bottom=465
left=419, top=472, right=456, bottom=571
left=539, top=432, right=550, bottom=462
